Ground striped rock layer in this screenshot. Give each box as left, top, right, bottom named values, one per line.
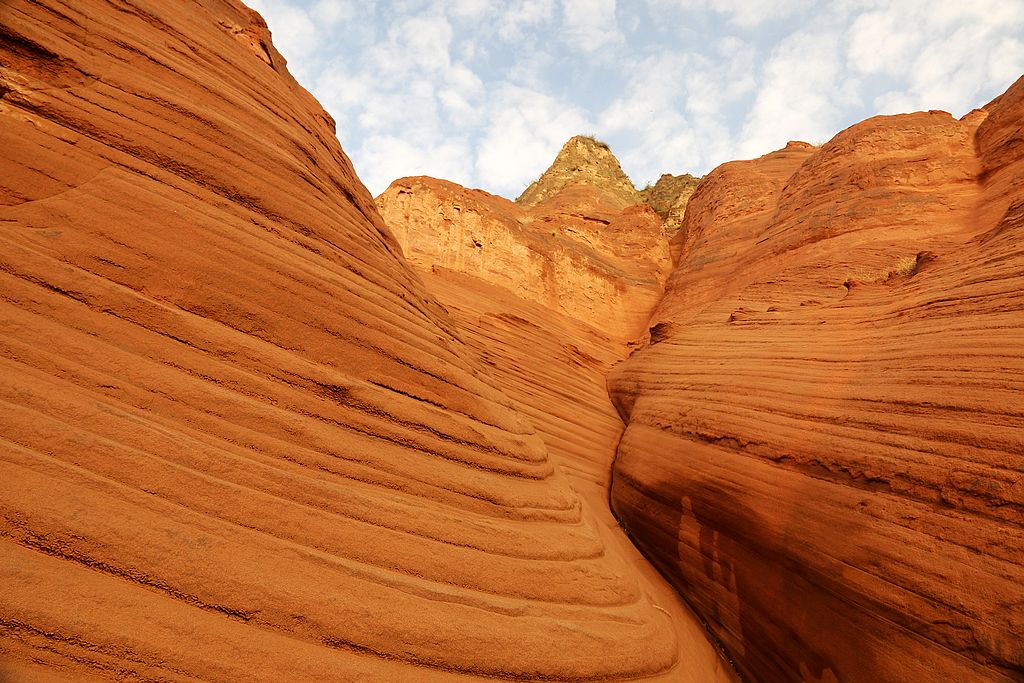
left=375, top=162, right=736, bottom=682
left=609, top=84, right=1024, bottom=682
left=0, top=1, right=730, bottom=680
left=376, top=176, right=670, bottom=340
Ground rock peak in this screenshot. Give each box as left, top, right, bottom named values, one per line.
left=516, top=135, right=640, bottom=208
left=638, top=172, right=701, bottom=235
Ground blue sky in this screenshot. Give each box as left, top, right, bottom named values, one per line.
left=248, top=0, right=1024, bottom=198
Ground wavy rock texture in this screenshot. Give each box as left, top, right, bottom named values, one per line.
left=609, top=85, right=1024, bottom=682
left=377, top=176, right=670, bottom=339
left=0, top=1, right=728, bottom=680
left=411, top=268, right=737, bottom=683
left=376, top=161, right=735, bottom=681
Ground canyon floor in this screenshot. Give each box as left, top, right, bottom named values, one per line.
left=1, top=1, right=1022, bottom=682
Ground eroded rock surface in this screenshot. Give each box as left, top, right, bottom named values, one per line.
left=0, top=1, right=723, bottom=680
left=376, top=153, right=736, bottom=682
left=376, top=175, right=670, bottom=339
left=516, top=135, right=640, bottom=208
left=609, top=86, right=1024, bottom=683
left=640, top=172, right=702, bottom=235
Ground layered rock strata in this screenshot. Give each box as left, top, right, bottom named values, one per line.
left=0, top=1, right=727, bottom=680
left=377, top=175, right=670, bottom=339
left=376, top=143, right=735, bottom=681
left=609, top=87, right=1024, bottom=682
left=411, top=267, right=737, bottom=683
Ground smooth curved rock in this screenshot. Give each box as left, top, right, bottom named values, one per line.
left=0, top=1, right=712, bottom=679
left=609, top=82, right=1024, bottom=683
left=375, top=146, right=739, bottom=681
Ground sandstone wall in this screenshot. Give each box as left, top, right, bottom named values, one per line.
left=0, top=1, right=714, bottom=679
left=609, top=84, right=1024, bottom=683
left=377, top=177, right=670, bottom=339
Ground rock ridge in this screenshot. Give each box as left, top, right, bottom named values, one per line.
left=609, top=79, right=1024, bottom=683
left=639, top=172, right=702, bottom=235
left=516, top=135, right=640, bottom=208
left=0, top=2, right=731, bottom=681
left=376, top=175, right=671, bottom=339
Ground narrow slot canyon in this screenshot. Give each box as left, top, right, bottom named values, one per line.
left=1, top=2, right=1022, bottom=682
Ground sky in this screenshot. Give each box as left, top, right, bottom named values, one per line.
left=247, top=0, right=1024, bottom=199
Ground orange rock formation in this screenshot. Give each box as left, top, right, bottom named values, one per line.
left=2, top=1, right=1021, bottom=681
left=0, top=1, right=731, bottom=680
left=516, top=135, right=640, bottom=208
left=609, top=87, right=1024, bottom=682
left=376, top=171, right=670, bottom=339
left=640, top=172, right=702, bottom=235
left=375, top=138, right=738, bottom=681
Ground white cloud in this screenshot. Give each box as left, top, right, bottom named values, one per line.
left=714, top=0, right=818, bottom=29
left=494, top=0, right=557, bottom=42
left=246, top=0, right=318, bottom=73
left=847, top=9, right=916, bottom=77
left=644, top=0, right=818, bottom=29
left=358, top=135, right=474, bottom=193
left=312, top=61, right=371, bottom=134
left=599, top=52, right=695, bottom=177
left=476, top=85, right=593, bottom=194
left=438, top=64, right=486, bottom=126
left=311, top=0, right=357, bottom=25
left=988, top=38, right=1024, bottom=95
left=561, top=0, right=623, bottom=53
left=738, top=30, right=857, bottom=158
left=449, top=0, right=488, bottom=21
left=247, top=0, right=1024, bottom=197
left=684, top=37, right=757, bottom=119
left=598, top=41, right=755, bottom=184
left=368, top=12, right=453, bottom=76
left=848, top=0, right=1024, bottom=115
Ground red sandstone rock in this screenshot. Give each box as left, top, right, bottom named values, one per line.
left=409, top=267, right=737, bottom=683
left=609, top=78, right=1024, bottom=683
left=5, top=3, right=1020, bottom=682
left=0, top=1, right=726, bottom=680
left=376, top=175, right=670, bottom=339
left=376, top=149, right=736, bottom=681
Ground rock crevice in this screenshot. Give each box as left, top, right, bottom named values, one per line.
left=1, top=2, right=1021, bottom=682
left=0, top=2, right=723, bottom=680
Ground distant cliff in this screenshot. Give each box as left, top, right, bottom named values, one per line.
left=516, top=135, right=641, bottom=207
left=376, top=142, right=672, bottom=339
left=640, top=172, right=701, bottom=234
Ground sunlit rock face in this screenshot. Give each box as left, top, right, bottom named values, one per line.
left=516, top=134, right=641, bottom=208
left=640, top=172, right=702, bottom=235
left=376, top=171, right=672, bottom=340
left=3, top=1, right=1021, bottom=681
left=609, top=82, right=1024, bottom=683
left=374, top=144, right=737, bottom=682
left=0, top=1, right=734, bottom=680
